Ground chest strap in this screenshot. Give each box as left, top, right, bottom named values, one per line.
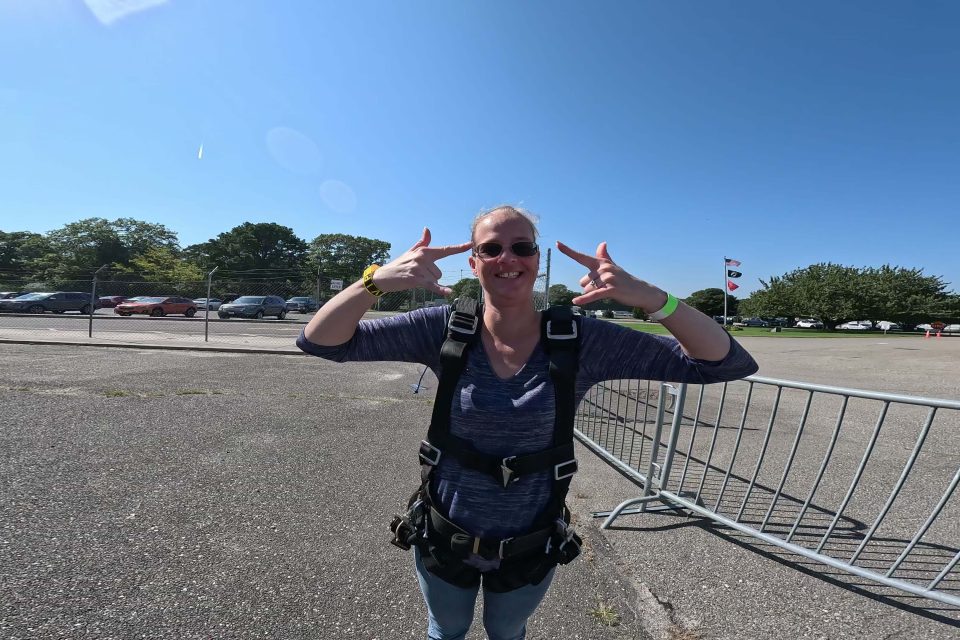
left=420, top=300, right=581, bottom=490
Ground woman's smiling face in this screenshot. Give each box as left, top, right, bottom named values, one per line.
left=469, top=209, right=540, bottom=304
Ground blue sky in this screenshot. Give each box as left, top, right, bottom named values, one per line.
left=1, top=1, right=958, bottom=296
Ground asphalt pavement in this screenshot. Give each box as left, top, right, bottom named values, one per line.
left=1, top=334, right=958, bottom=639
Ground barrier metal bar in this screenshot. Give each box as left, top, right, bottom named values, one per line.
left=736, top=386, right=781, bottom=523
left=713, top=381, right=753, bottom=511
left=576, top=374, right=960, bottom=608
left=676, top=385, right=704, bottom=492
left=658, top=488, right=960, bottom=608
left=886, top=464, right=960, bottom=577
left=816, top=402, right=889, bottom=553
left=759, top=390, right=813, bottom=532
left=785, top=395, right=848, bottom=543
left=694, top=381, right=727, bottom=505
left=849, top=407, right=937, bottom=564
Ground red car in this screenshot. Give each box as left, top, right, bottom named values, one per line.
left=97, top=296, right=128, bottom=308
left=115, top=296, right=197, bottom=317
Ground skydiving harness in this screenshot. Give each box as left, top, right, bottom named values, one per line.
left=389, top=298, right=583, bottom=590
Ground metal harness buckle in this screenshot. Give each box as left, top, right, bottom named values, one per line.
left=419, top=440, right=442, bottom=466
left=501, top=456, right=518, bottom=488
left=448, top=312, right=479, bottom=335
left=498, top=537, right=514, bottom=559
left=545, top=320, right=578, bottom=340
left=554, top=458, right=578, bottom=480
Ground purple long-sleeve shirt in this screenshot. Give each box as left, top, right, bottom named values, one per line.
left=298, top=306, right=757, bottom=542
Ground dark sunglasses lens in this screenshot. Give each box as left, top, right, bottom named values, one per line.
left=512, top=242, right=538, bottom=257
left=476, top=243, right=503, bottom=258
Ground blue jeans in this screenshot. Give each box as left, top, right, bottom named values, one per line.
left=414, top=547, right=556, bottom=640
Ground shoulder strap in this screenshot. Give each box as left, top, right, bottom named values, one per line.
left=539, top=305, right=582, bottom=523
left=423, top=298, right=482, bottom=456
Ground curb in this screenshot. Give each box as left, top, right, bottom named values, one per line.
left=0, top=337, right=303, bottom=356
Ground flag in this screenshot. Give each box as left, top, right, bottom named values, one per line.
left=725, top=258, right=741, bottom=267
left=727, top=280, right=739, bottom=291
left=727, top=270, right=742, bottom=278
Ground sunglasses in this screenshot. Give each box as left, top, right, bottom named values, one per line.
left=473, top=241, right=539, bottom=260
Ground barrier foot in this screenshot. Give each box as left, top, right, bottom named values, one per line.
left=594, top=495, right=663, bottom=529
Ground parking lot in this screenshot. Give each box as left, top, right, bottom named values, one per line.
left=1, top=335, right=958, bottom=639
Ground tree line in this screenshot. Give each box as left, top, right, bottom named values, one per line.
left=0, top=218, right=391, bottom=290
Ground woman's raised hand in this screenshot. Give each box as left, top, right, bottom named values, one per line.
left=373, top=228, right=472, bottom=297
left=555, top=240, right=666, bottom=311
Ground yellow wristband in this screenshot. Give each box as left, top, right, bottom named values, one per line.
left=362, top=264, right=384, bottom=297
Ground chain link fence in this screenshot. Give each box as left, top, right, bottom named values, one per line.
left=0, top=263, right=552, bottom=348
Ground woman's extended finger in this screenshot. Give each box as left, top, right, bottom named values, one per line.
left=423, top=241, right=474, bottom=258
left=572, top=288, right=612, bottom=306
left=556, top=241, right=599, bottom=269
left=426, top=280, right=453, bottom=297
left=427, top=263, right=443, bottom=281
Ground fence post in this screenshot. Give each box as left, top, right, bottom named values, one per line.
left=205, top=266, right=218, bottom=342
left=543, top=247, right=551, bottom=311
left=316, top=265, right=321, bottom=303
left=88, top=264, right=108, bottom=338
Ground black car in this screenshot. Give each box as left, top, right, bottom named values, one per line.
left=218, top=295, right=287, bottom=319
left=0, top=291, right=27, bottom=300
left=0, top=291, right=94, bottom=314
left=285, top=296, right=321, bottom=313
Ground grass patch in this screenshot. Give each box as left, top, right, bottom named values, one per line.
left=175, top=389, right=223, bottom=396
left=621, top=322, right=922, bottom=338
left=589, top=601, right=620, bottom=627
left=102, top=389, right=132, bottom=397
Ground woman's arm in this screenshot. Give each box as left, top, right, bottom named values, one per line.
left=303, top=228, right=472, bottom=346
left=556, top=241, right=732, bottom=361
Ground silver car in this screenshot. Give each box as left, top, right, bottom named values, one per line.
left=193, top=298, right=223, bottom=311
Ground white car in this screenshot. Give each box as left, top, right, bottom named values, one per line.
left=944, top=324, right=960, bottom=333
left=837, top=321, right=871, bottom=330
left=612, top=310, right=633, bottom=319
left=876, top=321, right=901, bottom=331
left=795, top=319, right=823, bottom=329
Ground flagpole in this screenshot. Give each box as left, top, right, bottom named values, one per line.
left=723, top=256, right=728, bottom=326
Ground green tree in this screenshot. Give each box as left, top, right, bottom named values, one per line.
left=684, top=288, right=737, bottom=317
left=26, top=217, right=181, bottom=282
left=449, top=277, right=481, bottom=301
left=0, top=231, right=50, bottom=278
left=859, top=266, right=953, bottom=325
left=112, top=246, right=205, bottom=283
left=186, top=222, right=309, bottom=273
left=548, top=284, right=577, bottom=306
left=307, top=233, right=391, bottom=282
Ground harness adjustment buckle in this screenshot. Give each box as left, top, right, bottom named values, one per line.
left=501, top=456, right=519, bottom=488
left=545, top=320, right=578, bottom=340
left=554, top=458, right=578, bottom=480
left=448, top=312, right=479, bottom=336
left=498, top=537, right=514, bottom=559
left=419, top=440, right=442, bottom=466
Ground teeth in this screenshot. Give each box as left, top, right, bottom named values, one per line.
left=496, top=272, right=520, bottom=279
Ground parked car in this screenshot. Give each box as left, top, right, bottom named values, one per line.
left=193, top=297, right=223, bottom=311
left=218, top=295, right=287, bottom=319
left=285, top=296, right=320, bottom=313
left=0, top=291, right=26, bottom=300
left=0, top=291, right=93, bottom=314
left=612, top=310, right=633, bottom=319
left=115, top=296, right=197, bottom=317
left=97, top=296, right=128, bottom=308
left=795, top=319, right=824, bottom=329
left=944, top=324, right=960, bottom=333
left=741, top=317, right=769, bottom=327
left=876, top=320, right=901, bottom=331
left=837, top=321, right=871, bottom=330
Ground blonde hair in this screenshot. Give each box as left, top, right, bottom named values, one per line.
left=470, top=205, right=540, bottom=243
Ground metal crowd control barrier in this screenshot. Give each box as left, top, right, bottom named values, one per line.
left=575, top=376, right=960, bottom=607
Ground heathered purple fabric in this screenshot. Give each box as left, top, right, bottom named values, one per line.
left=297, top=306, right=758, bottom=542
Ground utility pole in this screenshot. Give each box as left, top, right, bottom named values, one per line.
left=88, top=264, right=108, bottom=338
left=205, top=266, right=218, bottom=342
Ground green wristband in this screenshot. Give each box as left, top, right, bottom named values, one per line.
left=648, top=293, right=679, bottom=321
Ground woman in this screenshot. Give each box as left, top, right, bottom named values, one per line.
left=298, top=205, right=758, bottom=640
